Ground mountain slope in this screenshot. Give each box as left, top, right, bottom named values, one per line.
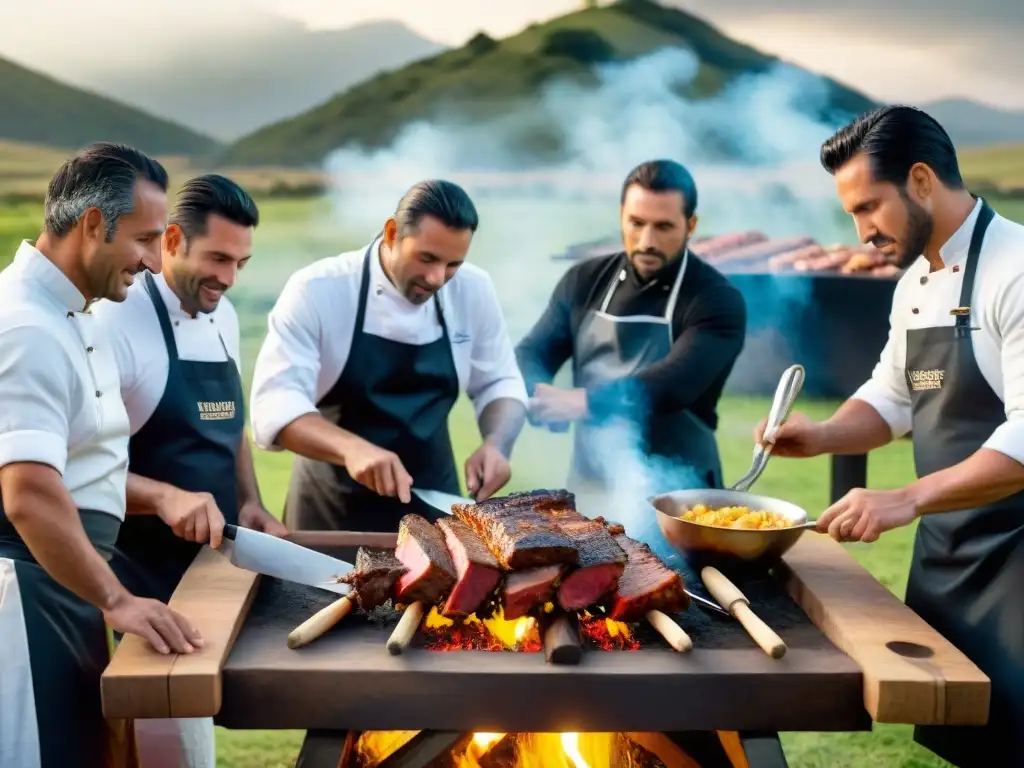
left=77, top=21, right=447, bottom=141
left=223, top=0, right=877, bottom=167
left=920, top=98, right=1024, bottom=148
left=0, top=56, right=218, bottom=157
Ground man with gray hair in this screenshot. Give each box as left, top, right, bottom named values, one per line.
left=0, top=142, right=203, bottom=768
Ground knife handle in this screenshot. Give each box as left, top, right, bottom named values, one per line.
left=223, top=524, right=238, bottom=540
left=288, top=594, right=356, bottom=649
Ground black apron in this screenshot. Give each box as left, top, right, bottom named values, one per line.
left=902, top=199, right=1024, bottom=766
left=110, top=271, right=244, bottom=605
left=568, top=251, right=723, bottom=565
left=283, top=240, right=461, bottom=532
left=0, top=509, right=135, bottom=768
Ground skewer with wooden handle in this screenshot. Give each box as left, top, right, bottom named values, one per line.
left=645, top=609, right=692, bottom=652
left=287, top=593, right=357, bottom=649
left=387, top=601, right=426, bottom=655
left=700, top=567, right=786, bottom=659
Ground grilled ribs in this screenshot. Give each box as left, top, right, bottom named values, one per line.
left=545, top=501, right=627, bottom=611
left=437, top=517, right=502, bottom=618
left=394, top=514, right=457, bottom=605
left=338, top=546, right=407, bottom=611
left=606, top=533, right=689, bottom=622
left=452, top=490, right=578, bottom=570
left=503, top=564, right=564, bottom=620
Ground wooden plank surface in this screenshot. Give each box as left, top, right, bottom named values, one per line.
left=101, top=546, right=260, bottom=719
left=776, top=533, right=990, bottom=725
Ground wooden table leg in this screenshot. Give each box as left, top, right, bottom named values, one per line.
left=830, top=453, right=868, bottom=503
left=718, top=731, right=790, bottom=768
left=295, top=729, right=354, bottom=768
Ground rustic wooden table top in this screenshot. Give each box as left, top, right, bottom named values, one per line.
left=101, top=530, right=990, bottom=733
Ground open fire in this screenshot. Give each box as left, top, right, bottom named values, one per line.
left=350, top=731, right=673, bottom=767
left=416, top=603, right=639, bottom=652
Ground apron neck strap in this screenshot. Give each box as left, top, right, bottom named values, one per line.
left=144, top=271, right=181, bottom=361
left=954, top=198, right=995, bottom=332
left=359, top=236, right=449, bottom=330
left=599, top=251, right=690, bottom=315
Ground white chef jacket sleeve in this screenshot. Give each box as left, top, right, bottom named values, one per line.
left=982, top=271, right=1024, bottom=464
left=249, top=275, right=324, bottom=450
left=0, top=326, right=76, bottom=473
left=849, top=307, right=913, bottom=439
left=464, top=273, right=529, bottom=420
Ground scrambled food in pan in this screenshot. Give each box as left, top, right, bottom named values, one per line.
left=681, top=504, right=793, bottom=530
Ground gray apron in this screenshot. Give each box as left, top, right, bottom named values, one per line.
left=903, top=199, right=1024, bottom=766
left=568, top=252, right=723, bottom=564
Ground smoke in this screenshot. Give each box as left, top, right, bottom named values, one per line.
left=322, top=46, right=860, bottom=542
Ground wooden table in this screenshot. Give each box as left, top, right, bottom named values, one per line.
left=101, top=530, right=988, bottom=768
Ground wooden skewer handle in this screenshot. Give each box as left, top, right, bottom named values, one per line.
left=387, top=601, right=425, bottom=655
left=287, top=594, right=356, bottom=649
left=645, top=609, right=693, bottom=652
left=733, top=601, right=787, bottom=659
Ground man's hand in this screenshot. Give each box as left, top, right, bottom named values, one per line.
left=528, top=384, right=588, bottom=425
left=344, top=435, right=413, bottom=503
left=239, top=501, right=288, bottom=537
left=155, top=487, right=226, bottom=548
left=753, top=411, right=826, bottom=458
left=464, top=442, right=511, bottom=501
left=815, top=487, right=919, bottom=543
left=103, top=591, right=204, bottom=655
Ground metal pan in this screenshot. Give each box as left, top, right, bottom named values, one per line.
left=650, top=365, right=817, bottom=566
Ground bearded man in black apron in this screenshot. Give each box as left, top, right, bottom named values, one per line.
left=0, top=142, right=203, bottom=768
left=93, top=175, right=284, bottom=767
left=516, top=159, right=747, bottom=564
left=249, top=180, right=528, bottom=531
left=760, top=105, right=1024, bottom=766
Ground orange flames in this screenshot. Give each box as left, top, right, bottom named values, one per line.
left=354, top=731, right=617, bottom=767
left=416, top=602, right=638, bottom=652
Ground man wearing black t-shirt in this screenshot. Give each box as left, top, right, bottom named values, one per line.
left=515, top=160, right=747, bottom=537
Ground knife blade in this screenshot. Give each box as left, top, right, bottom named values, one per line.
left=411, top=488, right=475, bottom=513
left=685, top=589, right=729, bottom=616
left=217, top=524, right=354, bottom=594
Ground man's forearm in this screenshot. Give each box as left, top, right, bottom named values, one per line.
left=236, top=431, right=263, bottom=508
left=907, top=447, right=1024, bottom=515
left=2, top=466, right=128, bottom=611
left=477, top=398, right=527, bottom=458
left=275, top=413, right=364, bottom=466
left=817, top=398, right=896, bottom=455
left=126, top=472, right=177, bottom=516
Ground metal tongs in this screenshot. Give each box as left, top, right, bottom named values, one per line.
left=730, top=364, right=805, bottom=493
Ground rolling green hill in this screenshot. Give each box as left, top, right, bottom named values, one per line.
left=0, top=55, right=219, bottom=157
left=222, top=0, right=878, bottom=167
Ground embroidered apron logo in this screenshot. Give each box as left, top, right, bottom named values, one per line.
left=908, top=368, right=945, bottom=391
left=197, top=400, right=237, bottom=420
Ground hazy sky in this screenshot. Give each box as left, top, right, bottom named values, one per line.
left=0, top=0, right=1020, bottom=109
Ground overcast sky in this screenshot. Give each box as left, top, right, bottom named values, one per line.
left=0, top=0, right=1020, bottom=109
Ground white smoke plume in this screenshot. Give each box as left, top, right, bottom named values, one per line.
left=322, top=46, right=860, bottom=541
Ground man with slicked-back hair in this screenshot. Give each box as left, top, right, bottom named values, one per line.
left=250, top=179, right=528, bottom=531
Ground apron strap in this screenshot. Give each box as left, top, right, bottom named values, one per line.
left=143, top=271, right=181, bottom=366
left=663, top=249, right=689, bottom=343
left=599, top=266, right=625, bottom=313
left=365, top=234, right=450, bottom=333
left=954, top=198, right=995, bottom=336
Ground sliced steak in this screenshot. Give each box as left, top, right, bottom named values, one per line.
left=606, top=534, right=689, bottom=622
left=437, top=517, right=501, bottom=618
left=452, top=490, right=578, bottom=569
left=540, top=500, right=626, bottom=611
left=338, top=546, right=406, bottom=611
left=503, top=564, right=564, bottom=620
left=394, top=514, right=457, bottom=605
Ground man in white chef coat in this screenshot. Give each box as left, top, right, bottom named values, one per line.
left=92, top=173, right=285, bottom=768
left=249, top=179, right=529, bottom=530
left=757, top=105, right=1024, bottom=767
left=0, top=142, right=203, bottom=768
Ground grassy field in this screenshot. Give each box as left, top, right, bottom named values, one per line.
left=4, top=182, right=1022, bottom=767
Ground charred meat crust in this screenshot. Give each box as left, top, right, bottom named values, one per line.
left=607, top=533, right=690, bottom=622
left=437, top=517, right=502, bottom=617
left=339, top=547, right=407, bottom=611
left=452, top=490, right=578, bottom=569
